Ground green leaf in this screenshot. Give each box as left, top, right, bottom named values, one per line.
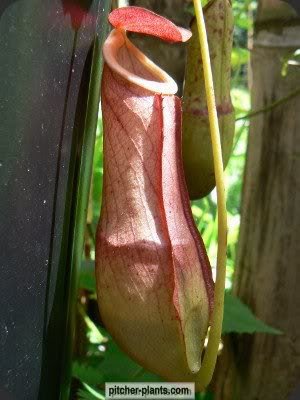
left=231, top=47, right=249, bottom=68
left=223, top=292, right=282, bottom=335
left=97, top=332, right=162, bottom=382
left=77, top=389, right=96, bottom=400
left=78, top=304, right=107, bottom=344
left=235, top=15, right=251, bottom=29
left=83, top=383, right=105, bottom=400
left=81, top=260, right=95, bottom=272
left=72, top=360, right=104, bottom=386
left=79, top=260, right=96, bottom=292
left=77, top=384, right=105, bottom=400
left=195, top=392, right=214, bottom=400
left=77, top=388, right=101, bottom=400
left=93, top=129, right=104, bottom=218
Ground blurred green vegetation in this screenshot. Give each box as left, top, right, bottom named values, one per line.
left=71, top=1, right=280, bottom=399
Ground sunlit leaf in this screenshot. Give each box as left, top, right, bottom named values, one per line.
left=78, top=388, right=100, bottom=400
left=78, top=304, right=107, bottom=344
left=231, top=47, right=249, bottom=68
left=82, top=383, right=105, bottom=400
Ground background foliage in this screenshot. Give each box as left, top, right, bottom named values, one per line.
left=71, top=1, right=280, bottom=398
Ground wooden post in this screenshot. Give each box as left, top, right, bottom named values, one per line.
left=214, top=1, right=300, bottom=399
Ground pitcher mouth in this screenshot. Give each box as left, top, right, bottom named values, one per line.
left=103, top=28, right=178, bottom=95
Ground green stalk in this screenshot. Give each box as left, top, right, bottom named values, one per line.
left=192, top=0, right=228, bottom=391
left=236, top=86, right=300, bottom=121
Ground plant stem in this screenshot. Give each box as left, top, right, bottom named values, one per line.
left=78, top=303, right=106, bottom=343
left=192, top=0, right=227, bottom=391
left=236, top=86, right=300, bottom=121
left=60, top=2, right=110, bottom=397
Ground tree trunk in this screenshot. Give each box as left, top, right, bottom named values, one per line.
left=214, top=1, right=300, bottom=400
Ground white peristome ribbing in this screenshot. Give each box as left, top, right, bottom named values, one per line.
left=103, top=29, right=178, bottom=95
